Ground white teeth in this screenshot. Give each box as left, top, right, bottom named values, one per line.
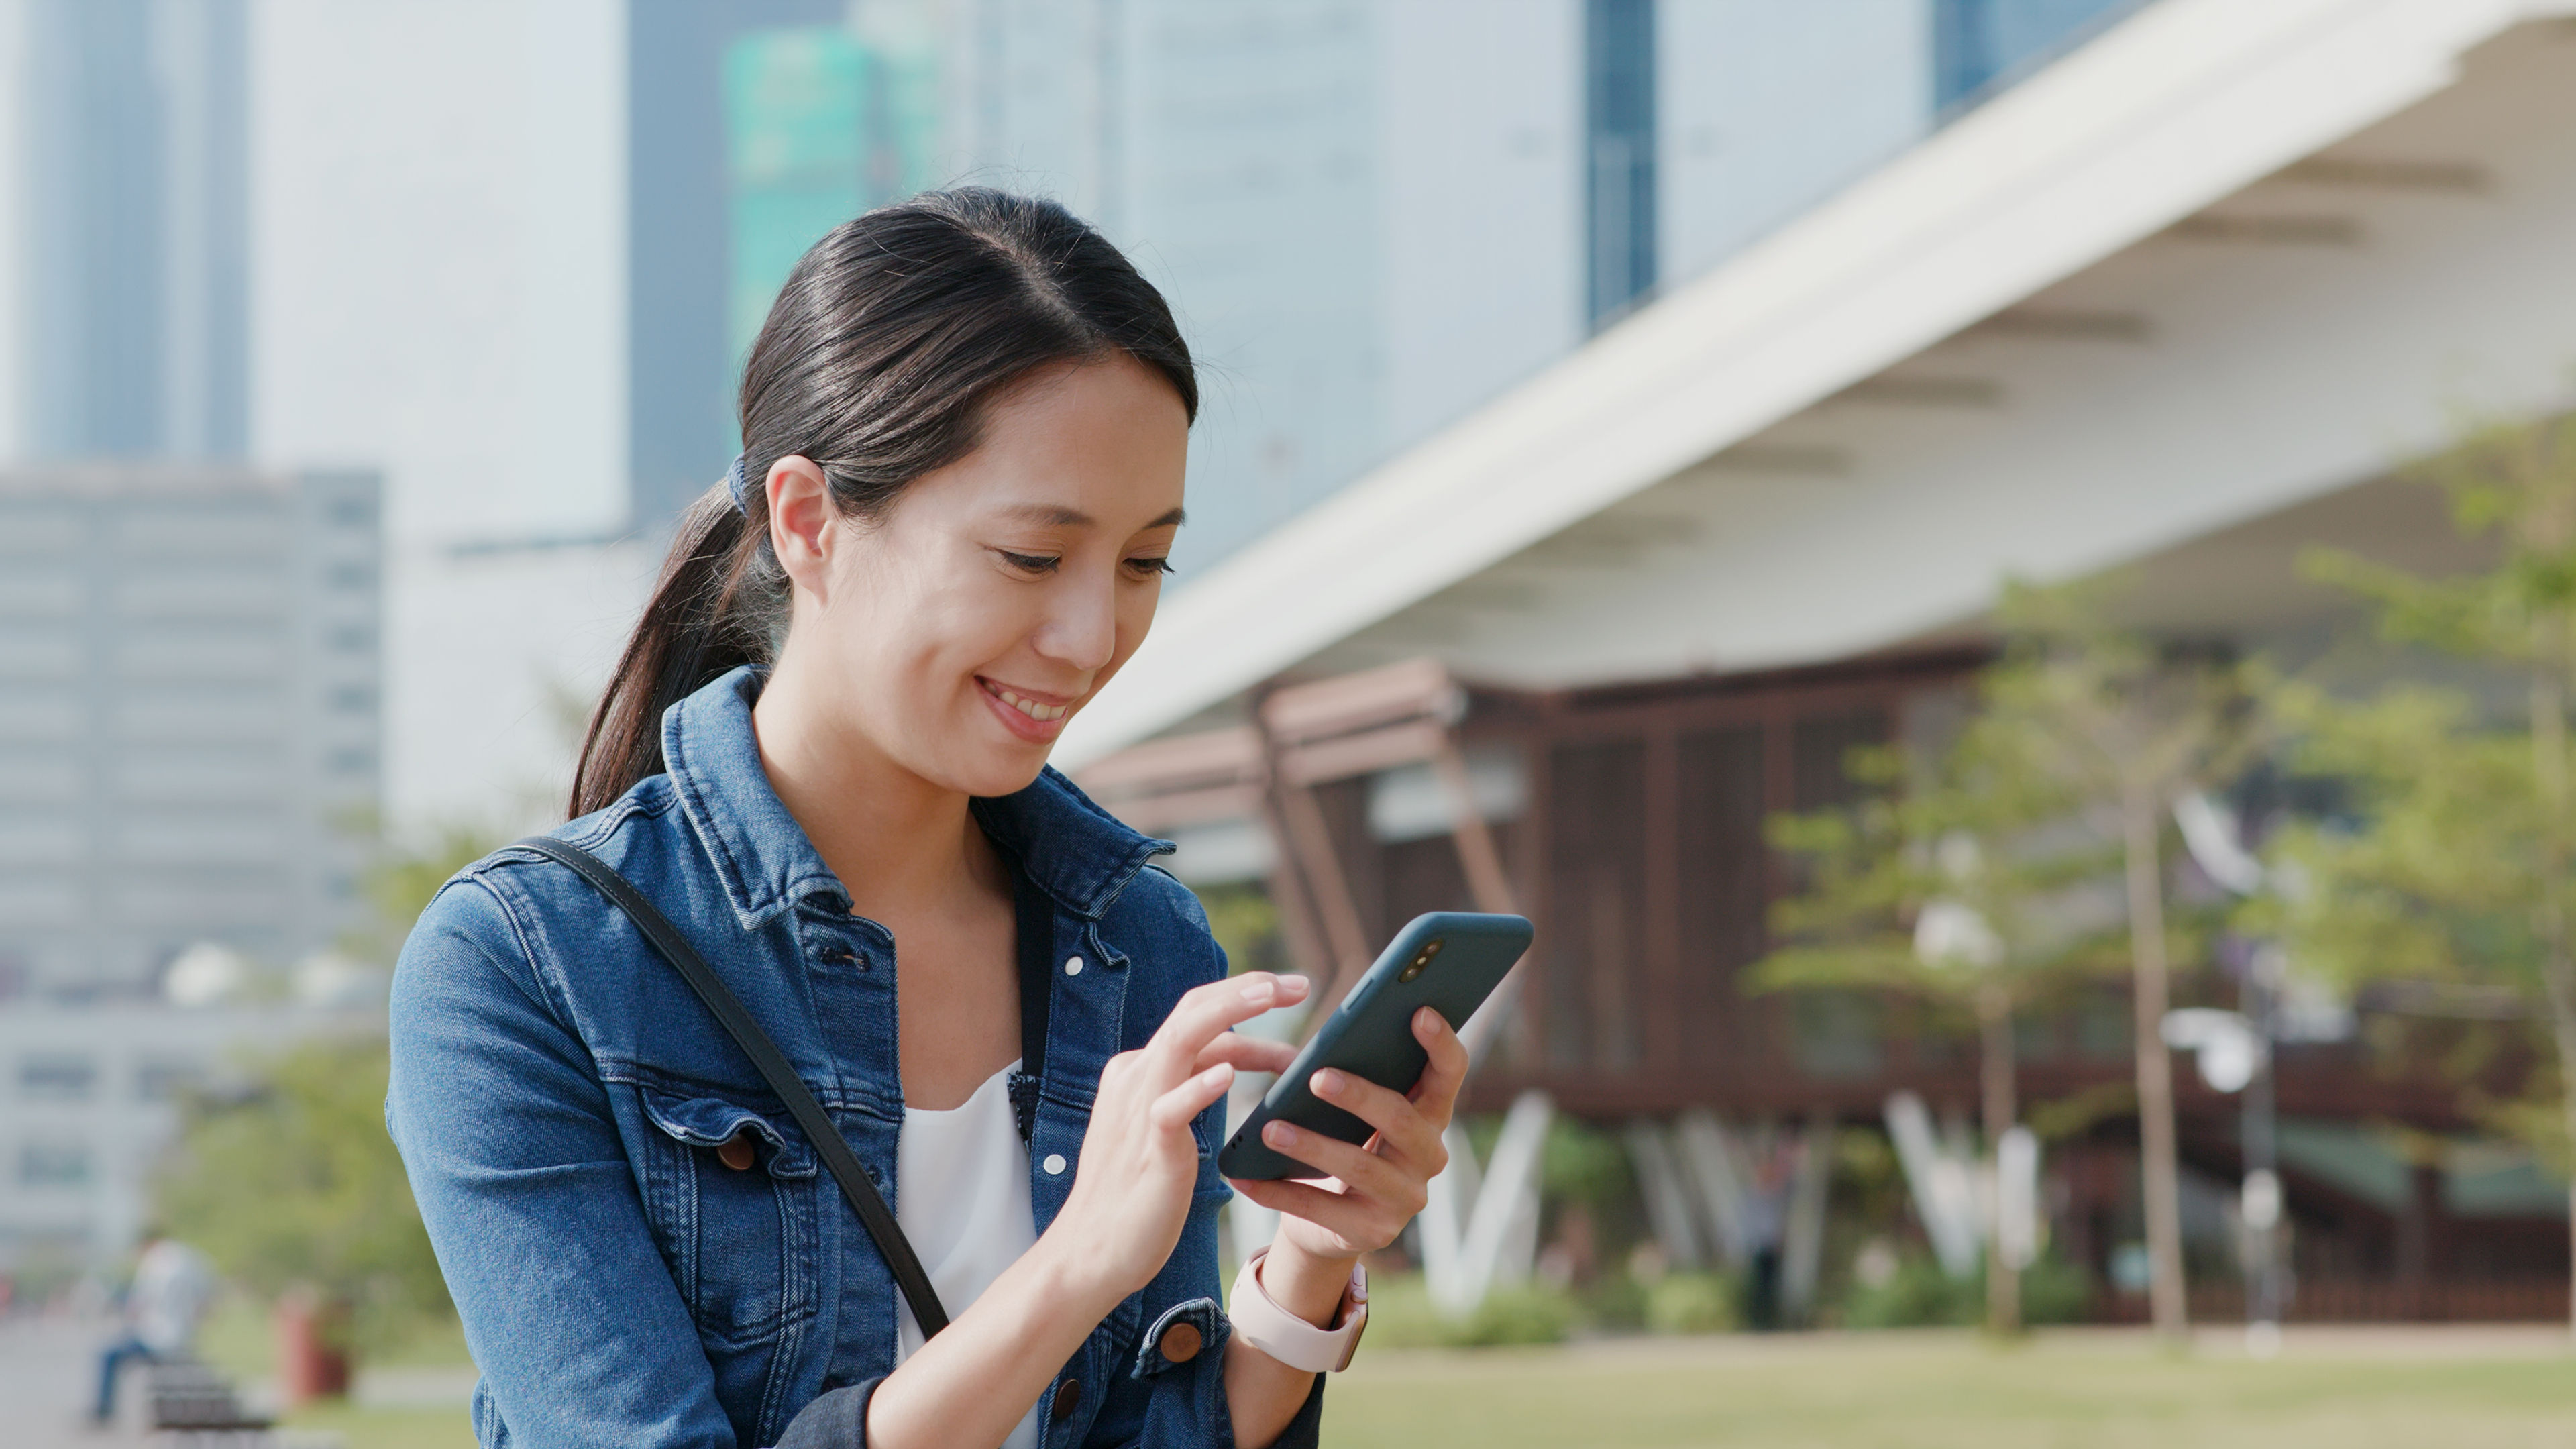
left=991, top=684, right=1068, bottom=722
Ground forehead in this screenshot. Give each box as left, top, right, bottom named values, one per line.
left=934, top=356, right=1189, bottom=523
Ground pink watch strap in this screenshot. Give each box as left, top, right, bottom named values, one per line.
left=1227, top=1248, right=1369, bottom=1373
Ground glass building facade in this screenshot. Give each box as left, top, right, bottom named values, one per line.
left=1933, top=0, right=2138, bottom=110
left=627, top=0, right=943, bottom=528
left=1585, top=0, right=1657, bottom=329
left=13, top=0, right=248, bottom=461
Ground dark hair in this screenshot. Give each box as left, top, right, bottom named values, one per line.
left=569, top=189, right=1196, bottom=818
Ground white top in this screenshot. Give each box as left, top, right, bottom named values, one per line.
left=894, top=1059, right=1043, bottom=1449
left=129, top=1240, right=217, bottom=1354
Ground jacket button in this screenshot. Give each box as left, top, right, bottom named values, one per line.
left=1049, top=1379, right=1081, bottom=1421
left=1042, top=1152, right=1067, bottom=1175
left=1063, top=955, right=1083, bottom=977
left=1157, top=1320, right=1203, bottom=1364
left=716, top=1130, right=756, bottom=1172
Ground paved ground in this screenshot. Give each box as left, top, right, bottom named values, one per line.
left=2, top=1311, right=164, bottom=1448
left=0, top=1312, right=474, bottom=1448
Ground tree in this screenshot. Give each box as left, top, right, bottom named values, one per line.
left=1754, top=651, right=2118, bottom=1332
left=1974, top=580, right=2257, bottom=1340
left=156, top=1036, right=447, bottom=1356
left=155, top=823, right=496, bottom=1360
left=2260, top=409, right=2576, bottom=1328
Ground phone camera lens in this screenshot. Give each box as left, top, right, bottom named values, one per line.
left=1398, top=939, right=1442, bottom=982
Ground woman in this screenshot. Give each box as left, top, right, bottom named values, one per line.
left=387, top=190, right=1464, bottom=1448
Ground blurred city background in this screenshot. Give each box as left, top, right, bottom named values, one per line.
left=10, top=0, right=2576, bottom=1444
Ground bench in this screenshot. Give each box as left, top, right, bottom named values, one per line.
left=146, top=1360, right=275, bottom=1445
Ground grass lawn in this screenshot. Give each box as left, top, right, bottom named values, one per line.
left=267, top=1402, right=475, bottom=1449
left=180, top=1308, right=2576, bottom=1448
left=1326, top=1328, right=2576, bottom=1449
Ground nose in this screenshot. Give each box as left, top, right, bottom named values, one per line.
left=1032, top=560, right=1118, bottom=676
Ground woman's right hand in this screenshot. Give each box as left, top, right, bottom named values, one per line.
left=1044, top=971, right=1309, bottom=1300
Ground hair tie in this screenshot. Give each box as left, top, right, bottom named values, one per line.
left=723, top=453, right=753, bottom=514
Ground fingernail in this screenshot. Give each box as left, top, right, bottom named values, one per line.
left=1312, top=1069, right=1344, bottom=1097
left=1265, top=1122, right=1296, bottom=1145
left=1241, top=978, right=1272, bottom=1002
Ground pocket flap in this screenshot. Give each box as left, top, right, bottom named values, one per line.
left=641, top=1090, right=818, bottom=1177
left=1130, top=1296, right=1226, bottom=1380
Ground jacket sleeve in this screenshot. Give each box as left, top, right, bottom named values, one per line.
left=1087, top=881, right=1326, bottom=1449
left=388, top=877, right=739, bottom=1449
left=773, top=1378, right=883, bottom=1448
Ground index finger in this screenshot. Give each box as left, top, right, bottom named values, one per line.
left=1144, top=972, right=1310, bottom=1086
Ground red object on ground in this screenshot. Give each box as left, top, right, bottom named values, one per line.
left=272, top=1291, right=352, bottom=1404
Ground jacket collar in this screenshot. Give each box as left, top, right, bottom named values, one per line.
left=661, top=667, right=1171, bottom=929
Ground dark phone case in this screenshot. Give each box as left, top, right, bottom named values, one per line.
left=1218, top=911, right=1532, bottom=1181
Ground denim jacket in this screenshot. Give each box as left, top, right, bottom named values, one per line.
left=387, top=667, right=1324, bottom=1448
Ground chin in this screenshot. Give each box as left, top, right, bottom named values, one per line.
left=932, top=737, right=1056, bottom=800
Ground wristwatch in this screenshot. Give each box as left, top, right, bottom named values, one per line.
left=1227, top=1248, right=1368, bottom=1373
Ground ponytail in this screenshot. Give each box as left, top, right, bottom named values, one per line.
left=567, top=188, right=1195, bottom=819
left=569, top=487, right=787, bottom=817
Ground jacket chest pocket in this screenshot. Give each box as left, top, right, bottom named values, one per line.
left=636, top=1089, right=820, bottom=1344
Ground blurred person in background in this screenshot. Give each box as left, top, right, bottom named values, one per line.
left=388, top=189, right=1458, bottom=1449
left=90, top=1229, right=216, bottom=1426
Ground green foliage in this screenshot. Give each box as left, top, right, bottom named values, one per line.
left=349, top=822, right=502, bottom=965
left=1748, top=574, right=2257, bottom=1024
left=2259, top=410, right=2576, bottom=1171
left=2017, top=1254, right=2095, bottom=1326
left=1760, top=579, right=2251, bottom=1334
left=1753, top=684, right=2121, bottom=1018
left=2303, top=411, right=2576, bottom=667
left=155, top=1036, right=449, bottom=1355
left=1195, top=881, right=1285, bottom=977
left=2257, top=684, right=2557, bottom=989
left=1840, top=1254, right=1980, bottom=1328
left=1360, top=1273, right=1577, bottom=1349
left=1643, top=1271, right=1737, bottom=1335
left=1540, top=1116, right=1633, bottom=1211
left=1837, top=1252, right=2090, bottom=1329
left=1445, top=1282, right=1578, bottom=1346
left=1582, top=1265, right=1649, bottom=1329
left=1978, top=577, right=2265, bottom=812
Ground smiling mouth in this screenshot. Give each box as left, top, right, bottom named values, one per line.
left=981, top=678, right=1072, bottom=722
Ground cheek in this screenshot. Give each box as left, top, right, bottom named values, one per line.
left=877, top=569, right=1043, bottom=696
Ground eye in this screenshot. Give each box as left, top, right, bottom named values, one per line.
left=1125, top=555, right=1176, bottom=578
left=996, top=549, right=1061, bottom=575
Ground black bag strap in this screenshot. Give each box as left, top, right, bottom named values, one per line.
left=1008, top=863, right=1053, bottom=1143
left=513, top=836, right=951, bottom=1339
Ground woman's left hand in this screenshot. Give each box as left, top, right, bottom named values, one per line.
left=1226, top=1006, right=1467, bottom=1264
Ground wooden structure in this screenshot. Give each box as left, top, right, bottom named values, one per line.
left=1080, top=653, right=2573, bottom=1319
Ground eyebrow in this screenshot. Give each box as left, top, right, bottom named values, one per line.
left=1003, top=504, right=1187, bottom=529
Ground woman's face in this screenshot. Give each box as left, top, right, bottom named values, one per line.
left=767, top=354, right=1190, bottom=798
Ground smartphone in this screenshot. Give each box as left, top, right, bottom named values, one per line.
left=1219, top=911, right=1532, bottom=1181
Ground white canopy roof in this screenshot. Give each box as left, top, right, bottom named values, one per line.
left=1064, top=0, right=2576, bottom=765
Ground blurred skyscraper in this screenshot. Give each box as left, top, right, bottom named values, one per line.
left=0, top=0, right=2135, bottom=837
left=0, top=466, right=380, bottom=998
left=627, top=0, right=943, bottom=528
left=0, top=0, right=248, bottom=462
left=0, top=466, right=382, bottom=1266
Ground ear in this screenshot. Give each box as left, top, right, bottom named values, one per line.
left=766, top=455, right=837, bottom=599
